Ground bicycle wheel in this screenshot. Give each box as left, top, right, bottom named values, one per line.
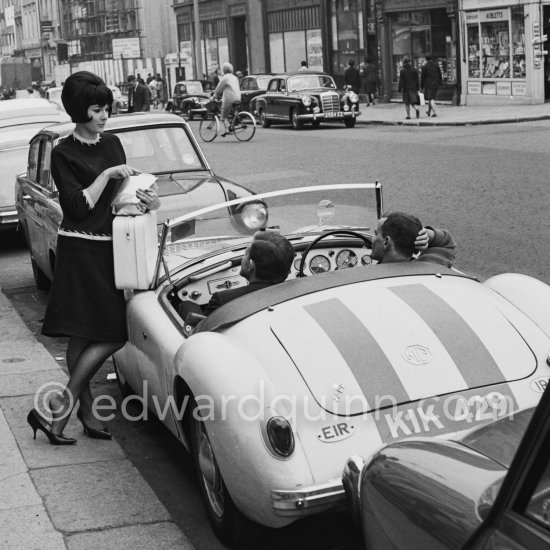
left=199, top=115, right=219, bottom=142
left=232, top=112, right=256, bottom=142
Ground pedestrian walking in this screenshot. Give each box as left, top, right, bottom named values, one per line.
left=155, top=73, right=167, bottom=109
left=298, top=60, right=308, bottom=71
left=361, top=56, right=378, bottom=106
left=421, top=55, right=443, bottom=117
left=398, top=57, right=420, bottom=120
left=127, top=74, right=151, bottom=112
left=344, top=59, right=361, bottom=94
left=26, top=71, right=161, bottom=445
left=148, top=77, right=158, bottom=109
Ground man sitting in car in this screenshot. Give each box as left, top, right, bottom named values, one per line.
left=178, top=230, right=294, bottom=321
left=371, top=212, right=456, bottom=267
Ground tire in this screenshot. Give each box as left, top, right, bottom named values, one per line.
left=259, top=108, right=270, bottom=128
left=199, top=115, right=219, bottom=142
left=232, top=112, right=256, bottom=142
left=291, top=109, right=303, bottom=130
left=185, top=105, right=194, bottom=121
left=113, top=356, right=134, bottom=399
left=190, top=402, right=261, bottom=545
left=345, top=118, right=356, bottom=128
left=31, top=255, right=50, bottom=290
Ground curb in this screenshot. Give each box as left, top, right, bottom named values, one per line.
left=355, top=113, right=550, bottom=127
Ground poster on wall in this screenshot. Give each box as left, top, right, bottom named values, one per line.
left=306, top=29, right=324, bottom=72
left=512, top=81, right=526, bottom=95
left=467, top=81, right=481, bottom=94
left=496, top=81, right=511, bottom=95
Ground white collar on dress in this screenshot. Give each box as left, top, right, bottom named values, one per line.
left=72, top=131, right=101, bottom=146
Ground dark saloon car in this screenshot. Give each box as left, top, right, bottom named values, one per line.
left=239, top=73, right=273, bottom=113
left=343, top=382, right=550, bottom=550
left=15, top=112, right=259, bottom=289
left=166, top=80, right=214, bottom=120
left=250, top=71, right=360, bottom=130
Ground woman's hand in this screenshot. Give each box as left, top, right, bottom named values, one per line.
left=136, top=188, right=161, bottom=212
left=106, top=164, right=141, bottom=179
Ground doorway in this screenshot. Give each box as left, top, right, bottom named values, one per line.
left=231, top=16, right=248, bottom=74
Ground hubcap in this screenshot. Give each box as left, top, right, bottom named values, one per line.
left=197, top=423, right=225, bottom=517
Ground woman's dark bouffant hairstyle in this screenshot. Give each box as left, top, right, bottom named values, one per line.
left=62, top=71, right=113, bottom=123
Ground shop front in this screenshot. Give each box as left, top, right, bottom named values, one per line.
left=459, top=0, right=544, bottom=105
left=379, top=0, right=458, bottom=102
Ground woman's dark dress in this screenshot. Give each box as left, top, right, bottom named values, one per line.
left=42, top=133, right=128, bottom=342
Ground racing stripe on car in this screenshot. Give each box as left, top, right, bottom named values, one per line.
left=304, top=298, right=410, bottom=407
left=390, top=284, right=504, bottom=387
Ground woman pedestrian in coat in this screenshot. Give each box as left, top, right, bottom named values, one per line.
left=361, top=56, right=378, bottom=106
left=421, top=55, right=443, bottom=117
left=398, top=57, right=420, bottom=120
left=27, top=71, right=160, bottom=445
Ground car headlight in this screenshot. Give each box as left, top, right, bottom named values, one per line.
left=302, top=96, right=312, bottom=107
left=267, top=416, right=295, bottom=458
left=240, top=202, right=268, bottom=230
left=348, top=92, right=359, bottom=103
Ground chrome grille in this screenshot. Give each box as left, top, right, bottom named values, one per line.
left=320, top=92, right=340, bottom=113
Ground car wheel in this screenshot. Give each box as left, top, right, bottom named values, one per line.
left=31, top=255, right=50, bottom=290
left=190, top=400, right=261, bottom=545
left=345, top=118, right=356, bottom=128
left=291, top=109, right=303, bottom=130
left=259, top=108, right=270, bottom=128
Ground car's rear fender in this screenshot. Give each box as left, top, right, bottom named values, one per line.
left=484, top=273, right=550, bottom=339
left=174, top=331, right=314, bottom=527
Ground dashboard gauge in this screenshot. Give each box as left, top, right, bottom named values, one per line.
left=336, top=249, right=357, bottom=269
left=361, top=254, right=372, bottom=266
left=309, top=255, right=331, bottom=274
left=293, top=257, right=302, bottom=271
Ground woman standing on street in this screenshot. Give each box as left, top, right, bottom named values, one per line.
left=27, top=71, right=160, bottom=445
left=398, top=57, right=420, bottom=120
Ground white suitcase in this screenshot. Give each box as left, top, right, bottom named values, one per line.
left=113, top=211, right=158, bottom=290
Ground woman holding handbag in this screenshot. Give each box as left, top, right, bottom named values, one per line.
left=398, top=57, right=420, bottom=120
left=27, top=71, right=160, bottom=445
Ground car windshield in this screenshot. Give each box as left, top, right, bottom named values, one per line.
left=113, top=126, right=205, bottom=174
left=256, top=76, right=271, bottom=90
left=157, top=184, right=381, bottom=281
left=180, top=82, right=203, bottom=94
left=287, top=75, right=337, bottom=91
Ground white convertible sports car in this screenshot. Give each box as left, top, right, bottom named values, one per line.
left=113, top=184, right=550, bottom=545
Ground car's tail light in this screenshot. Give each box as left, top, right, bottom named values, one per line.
left=267, top=416, right=295, bottom=457
left=240, top=202, right=268, bottom=230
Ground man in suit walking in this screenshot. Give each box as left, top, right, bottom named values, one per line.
left=126, top=75, right=151, bottom=112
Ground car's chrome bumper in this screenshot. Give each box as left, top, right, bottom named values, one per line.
left=271, top=479, right=346, bottom=517
left=298, top=109, right=360, bottom=121
left=0, top=209, right=18, bottom=230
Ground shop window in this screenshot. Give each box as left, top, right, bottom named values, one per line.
left=466, top=8, right=525, bottom=81
left=330, top=0, right=364, bottom=74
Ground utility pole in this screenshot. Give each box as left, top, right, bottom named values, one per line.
left=194, top=0, right=202, bottom=79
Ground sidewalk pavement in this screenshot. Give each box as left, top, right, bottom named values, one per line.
left=354, top=100, right=550, bottom=126
left=0, top=290, right=195, bottom=550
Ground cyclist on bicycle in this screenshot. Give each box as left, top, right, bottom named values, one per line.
left=213, top=62, right=241, bottom=137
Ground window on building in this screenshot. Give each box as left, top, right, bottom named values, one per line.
left=330, top=0, right=364, bottom=75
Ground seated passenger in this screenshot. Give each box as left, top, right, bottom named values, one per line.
left=178, top=230, right=294, bottom=320
left=371, top=212, right=455, bottom=267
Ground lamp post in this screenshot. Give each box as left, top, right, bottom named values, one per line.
left=194, top=0, right=202, bottom=79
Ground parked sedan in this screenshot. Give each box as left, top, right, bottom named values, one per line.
left=0, top=98, right=69, bottom=233
left=166, top=80, right=214, bottom=119
left=343, top=379, right=550, bottom=549
left=250, top=71, right=360, bottom=129
left=15, top=112, right=259, bottom=289
left=239, top=73, right=273, bottom=113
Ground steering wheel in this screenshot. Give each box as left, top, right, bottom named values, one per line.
left=297, top=230, right=372, bottom=278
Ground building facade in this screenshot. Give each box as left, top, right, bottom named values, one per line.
left=459, top=0, right=549, bottom=105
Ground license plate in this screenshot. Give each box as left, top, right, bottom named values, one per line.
left=324, top=112, right=345, bottom=119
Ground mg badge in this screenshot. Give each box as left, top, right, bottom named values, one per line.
left=403, top=345, right=432, bottom=365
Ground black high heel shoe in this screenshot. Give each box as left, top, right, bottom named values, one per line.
left=76, top=409, right=112, bottom=440
left=27, top=409, right=77, bottom=445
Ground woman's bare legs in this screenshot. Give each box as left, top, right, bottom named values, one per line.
left=50, top=337, right=125, bottom=435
